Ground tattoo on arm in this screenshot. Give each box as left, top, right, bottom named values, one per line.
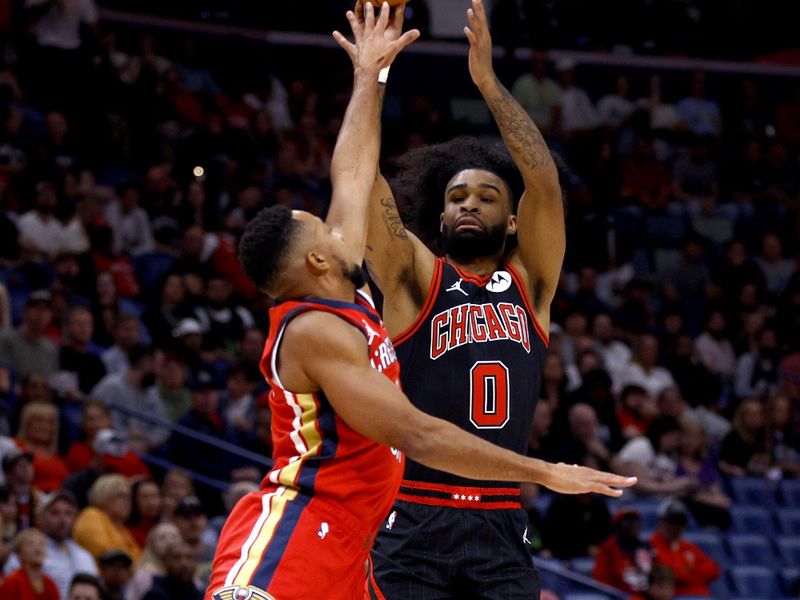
left=380, top=196, right=408, bottom=240
left=488, top=85, right=553, bottom=170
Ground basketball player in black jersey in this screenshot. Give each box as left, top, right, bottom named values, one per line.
left=344, top=1, right=583, bottom=598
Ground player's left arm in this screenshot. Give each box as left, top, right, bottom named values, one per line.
left=329, top=3, right=419, bottom=264
left=465, top=0, right=564, bottom=330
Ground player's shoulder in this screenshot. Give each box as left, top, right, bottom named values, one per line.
left=282, top=310, right=366, bottom=355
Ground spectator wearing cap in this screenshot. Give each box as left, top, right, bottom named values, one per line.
left=125, top=479, right=161, bottom=549
left=3, top=490, right=97, bottom=598
left=510, top=49, right=562, bottom=137
left=101, top=314, right=141, bottom=376
left=170, top=496, right=213, bottom=584
left=68, top=573, right=103, bottom=600
left=97, top=549, right=133, bottom=600
left=630, top=565, right=677, bottom=600
left=90, top=344, right=169, bottom=453
left=59, top=306, right=107, bottom=395
left=141, top=542, right=203, bottom=600
left=167, top=371, right=238, bottom=483
left=72, top=474, right=141, bottom=563
left=64, top=428, right=149, bottom=509
left=15, top=401, right=69, bottom=492
left=650, top=499, right=719, bottom=596
left=124, top=522, right=181, bottom=600
left=2, top=448, right=39, bottom=531
left=0, top=291, right=59, bottom=379
left=0, top=527, right=59, bottom=599
left=592, top=507, right=653, bottom=593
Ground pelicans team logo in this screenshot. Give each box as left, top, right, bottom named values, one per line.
left=212, top=586, right=276, bottom=600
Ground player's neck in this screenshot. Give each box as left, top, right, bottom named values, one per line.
left=282, top=276, right=356, bottom=304
left=445, top=254, right=504, bottom=278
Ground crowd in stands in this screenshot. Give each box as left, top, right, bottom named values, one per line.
left=0, top=1, right=799, bottom=599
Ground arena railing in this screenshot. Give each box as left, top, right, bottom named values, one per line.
left=534, top=557, right=629, bottom=599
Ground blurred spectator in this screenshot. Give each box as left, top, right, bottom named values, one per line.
left=649, top=499, right=719, bottom=596
left=693, top=310, right=735, bottom=383
left=620, top=135, right=671, bottom=209
left=718, top=399, right=771, bottom=478
left=221, top=362, right=260, bottom=434
left=664, top=335, right=723, bottom=413
left=193, top=274, right=254, bottom=354
left=105, top=183, right=154, bottom=257
left=676, top=420, right=732, bottom=530
left=15, top=402, right=69, bottom=492
left=0, top=291, right=59, bottom=379
left=100, top=314, right=141, bottom=375
left=141, top=275, right=193, bottom=350
left=615, top=416, right=697, bottom=498
left=72, top=474, right=141, bottom=562
left=755, top=232, right=795, bottom=298
left=124, top=522, right=181, bottom=600
left=126, top=480, right=161, bottom=549
left=672, top=137, right=719, bottom=213
left=620, top=335, right=677, bottom=398
left=0, top=528, right=59, bottom=599
left=676, top=72, right=721, bottom=137
left=152, top=354, right=191, bottom=422
left=657, top=386, right=729, bottom=447
left=617, top=384, right=655, bottom=440
left=59, top=306, right=106, bottom=395
left=141, top=542, right=203, bottom=600
left=765, top=392, right=800, bottom=477
left=97, top=549, right=133, bottom=600
left=2, top=448, right=39, bottom=531
left=592, top=508, right=652, bottom=593
left=629, top=565, right=677, bottom=600
left=510, top=49, right=562, bottom=136
left=3, top=490, right=97, bottom=598
left=560, top=403, right=611, bottom=470
left=169, top=496, right=213, bottom=585
left=158, top=469, right=194, bottom=521
left=598, top=75, right=635, bottom=128
left=734, top=325, right=780, bottom=401
left=16, top=182, right=65, bottom=260
left=541, top=352, right=568, bottom=409
left=66, top=402, right=114, bottom=472
left=0, top=483, right=16, bottom=564
left=90, top=344, right=169, bottom=453
left=202, top=481, right=258, bottom=549
left=591, top=313, right=631, bottom=389
left=68, top=573, right=103, bottom=600
left=542, top=493, right=613, bottom=560
left=556, top=58, right=600, bottom=136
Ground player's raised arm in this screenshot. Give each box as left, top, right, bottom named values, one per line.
left=465, top=0, right=565, bottom=327
left=328, top=2, right=419, bottom=264
left=281, top=310, right=636, bottom=497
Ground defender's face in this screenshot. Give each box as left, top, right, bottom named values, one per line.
left=292, top=211, right=360, bottom=281
left=441, top=169, right=514, bottom=236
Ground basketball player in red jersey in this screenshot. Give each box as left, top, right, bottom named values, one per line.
left=356, top=1, right=590, bottom=598
left=207, top=4, right=634, bottom=600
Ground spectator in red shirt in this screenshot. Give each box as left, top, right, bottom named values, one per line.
left=0, top=528, right=60, bottom=599
left=592, top=507, right=653, bottom=593
left=126, top=479, right=162, bottom=548
left=617, top=385, right=655, bottom=441
left=650, top=498, right=719, bottom=596
left=15, top=402, right=69, bottom=493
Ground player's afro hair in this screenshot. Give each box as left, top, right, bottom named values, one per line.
left=238, top=205, right=299, bottom=292
left=391, top=136, right=570, bottom=251
left=391, top=136, right=524, bottom=247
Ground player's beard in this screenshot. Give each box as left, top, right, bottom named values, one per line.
left=336, top=257, right=366, bottom=289
left=441, top=221, right=508, bottom=260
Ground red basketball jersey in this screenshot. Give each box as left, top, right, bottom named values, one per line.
left=259, top=290, right=404, bottom=533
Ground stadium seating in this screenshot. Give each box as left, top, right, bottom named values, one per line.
left=683, top=531, right=728, bottom=566
left=776, top=508, right=800, bottom=535
left=569, top=557, right=596, bottom=577
left=776, top=536, right=800, bottom=566
left=729, top=477, right=777, bottom=508
left=728, top=565, right=783, bottom=598
left=730, top=505, right=775, bottom=535
left=779, top=480, right=800, bottom=507
left=726, top=534, right=775, bottom=568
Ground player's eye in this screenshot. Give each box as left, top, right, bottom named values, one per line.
left=481, top=197, right=492, bottom=203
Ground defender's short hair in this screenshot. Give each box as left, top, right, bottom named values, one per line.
left=239, top=205, right=300, bottom=292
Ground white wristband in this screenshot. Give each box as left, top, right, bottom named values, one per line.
left=378, top=66, right=391, bottom=85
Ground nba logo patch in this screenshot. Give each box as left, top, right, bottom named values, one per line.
left=212, top=585, right=276, bottom=600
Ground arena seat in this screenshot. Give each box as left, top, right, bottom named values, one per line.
left=726, top=534, right=775, bottom=567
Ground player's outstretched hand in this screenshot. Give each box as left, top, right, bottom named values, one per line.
left=353, top=0, right=407, bottom=43
left=333, top=2, right=419, bottom=73
left=540, top=462, right=637, bottom=497
left=464, top=0, right=495, bottom=89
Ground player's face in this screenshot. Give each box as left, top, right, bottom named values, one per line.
left=292, top=211, right=365, bottom=288
left=440, top=169, right=516, bottom=260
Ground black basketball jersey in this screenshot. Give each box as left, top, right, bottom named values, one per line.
left=393, top=257, right=548, bottom=489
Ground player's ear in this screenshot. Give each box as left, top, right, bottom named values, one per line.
left=507, top=214, right=517, bottom=235
left=440, top=212, right=444, bottom=233
left=306, top=249, right=330, bottom=276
